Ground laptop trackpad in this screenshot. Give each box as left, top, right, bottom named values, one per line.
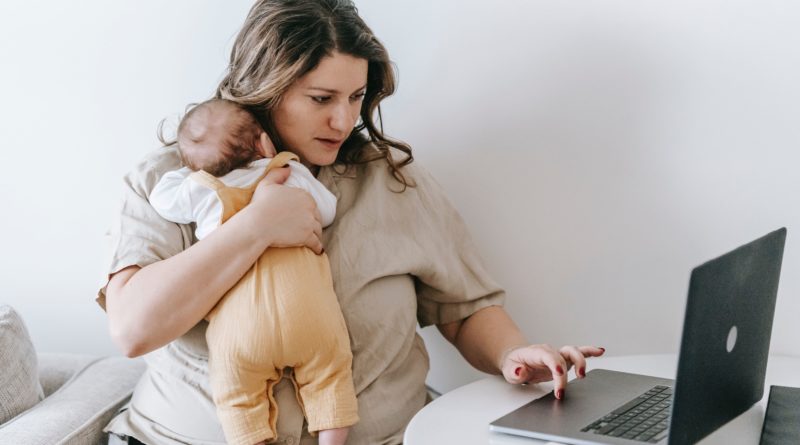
left=490, top=369, right=674, bottom=444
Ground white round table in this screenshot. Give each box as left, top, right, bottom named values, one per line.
left=404, top=354, right=800, bottom=445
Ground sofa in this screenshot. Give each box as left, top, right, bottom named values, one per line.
left=0, top=305, right=145, bottom=445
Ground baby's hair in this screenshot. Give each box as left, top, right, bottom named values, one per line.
left=158, top=99, right=265, bottom=177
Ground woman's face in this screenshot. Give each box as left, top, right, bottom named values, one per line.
left=273, top=51, right=369, bottom=171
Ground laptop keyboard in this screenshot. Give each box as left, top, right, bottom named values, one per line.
left=580, top=385, right=672, bottom=443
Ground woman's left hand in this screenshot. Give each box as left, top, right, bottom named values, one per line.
left=500, top=344, right=605, bottom=399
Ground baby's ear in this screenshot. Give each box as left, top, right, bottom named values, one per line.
left=257, top=132, right=277, bottom=157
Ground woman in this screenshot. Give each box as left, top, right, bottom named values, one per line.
left=100, top=1, right=604, bottom=444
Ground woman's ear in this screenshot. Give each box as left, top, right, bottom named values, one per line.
left=257, top=132, right=277, bottom=157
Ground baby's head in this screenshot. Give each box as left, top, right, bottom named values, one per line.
left=177, top=99, right=274, bottom=176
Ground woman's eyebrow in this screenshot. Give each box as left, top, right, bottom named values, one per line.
left=307, top=84, right=367, bottom=94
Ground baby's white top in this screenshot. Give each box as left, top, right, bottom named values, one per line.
left=149, top=158, right=337, bottom=239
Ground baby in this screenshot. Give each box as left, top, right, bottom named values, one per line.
left=150, top=99, right=358, bottom=445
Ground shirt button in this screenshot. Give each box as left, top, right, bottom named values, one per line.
left=286, top=438, right=295, bottom=445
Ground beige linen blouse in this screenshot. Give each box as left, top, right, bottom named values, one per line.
left=97, top=145, right=505, bottom=445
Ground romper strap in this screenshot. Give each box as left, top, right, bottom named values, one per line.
left=189, top=170, right=226, bottom=191
left=251, top=151, right=301, bottom=185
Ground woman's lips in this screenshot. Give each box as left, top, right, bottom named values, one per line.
left=316, top=138, right=344, bottom=150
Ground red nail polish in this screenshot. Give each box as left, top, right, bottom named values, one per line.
left=580, top=367, right=586, bottom=377
left=556, top=365, right=564, bottom=375
left=556, top=389, right=565, bottom=399
left=514, top=367, right=522, bottom=376
left=599, top=347, right=606, bottom=353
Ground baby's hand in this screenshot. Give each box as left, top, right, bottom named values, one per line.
left=258, top=132, right=277, bottom=157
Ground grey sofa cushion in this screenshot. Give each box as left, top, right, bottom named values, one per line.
left=0, top=305, right=44, bottom=424
left=0, top=355, right=146, bottom=445
left=38, top=353, right=103, bottom=397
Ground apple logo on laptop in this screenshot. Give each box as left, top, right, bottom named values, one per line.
left=727, top=326, right=738, bottom=353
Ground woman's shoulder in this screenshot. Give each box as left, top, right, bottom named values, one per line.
left=345, top=145, right=467, bottom=229
left=357, top=145, right=434, bottom=188
left=123, top=146, right=184, bottom=196
left=352, top=146, right=451, bottom=211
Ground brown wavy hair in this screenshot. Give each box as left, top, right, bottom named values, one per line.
left=216, top=0, right=414, bottom=188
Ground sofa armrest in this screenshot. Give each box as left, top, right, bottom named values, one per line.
left=38, top=353, right=101, bottom=397
left=0, top=356, right=146, bottom=445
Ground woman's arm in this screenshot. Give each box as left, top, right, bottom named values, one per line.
left=437, top=305, right=526, bottom=374
left=106, top=168, right=323, bottom=357
left=437, top=305, right=604, bottom=399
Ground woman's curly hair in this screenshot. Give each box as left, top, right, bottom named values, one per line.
left=215, top=0, right=414, bottom=189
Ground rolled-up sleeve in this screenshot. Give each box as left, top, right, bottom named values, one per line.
left=405, top=164, right=506, bottom=327
left=96, top=147, right=194, bottom=310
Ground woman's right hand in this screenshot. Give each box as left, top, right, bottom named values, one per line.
left=248, top=166, right=324, bottom=254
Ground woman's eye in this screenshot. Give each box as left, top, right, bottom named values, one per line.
left=350, top=92, right=366, bottom=102
left=310, top=96, right=331, bottom=104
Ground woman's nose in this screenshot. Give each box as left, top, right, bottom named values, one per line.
left=328, top=102, right=355, bottom=133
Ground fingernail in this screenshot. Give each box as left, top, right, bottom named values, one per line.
left=579, top=367, right=586, bottom=377
left=556, top=389, right=565, bottom=400
left=556, top=365, right=564, bottom=375
left=514, top=367, right=522, bottom=376
left=599, top=347, right=606, bottom=353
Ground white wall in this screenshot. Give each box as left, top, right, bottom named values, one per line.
left=0, top=0, right=256, bottom=354
left=1, top=1, right=798, bottom=394
left=357, top=0, right=800, bottom=392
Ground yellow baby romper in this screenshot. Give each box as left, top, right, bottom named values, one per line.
left=196, top=152, right=359, bottom=445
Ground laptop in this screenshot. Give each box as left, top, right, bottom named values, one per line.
left=489, top=228, right=787, bottom=445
